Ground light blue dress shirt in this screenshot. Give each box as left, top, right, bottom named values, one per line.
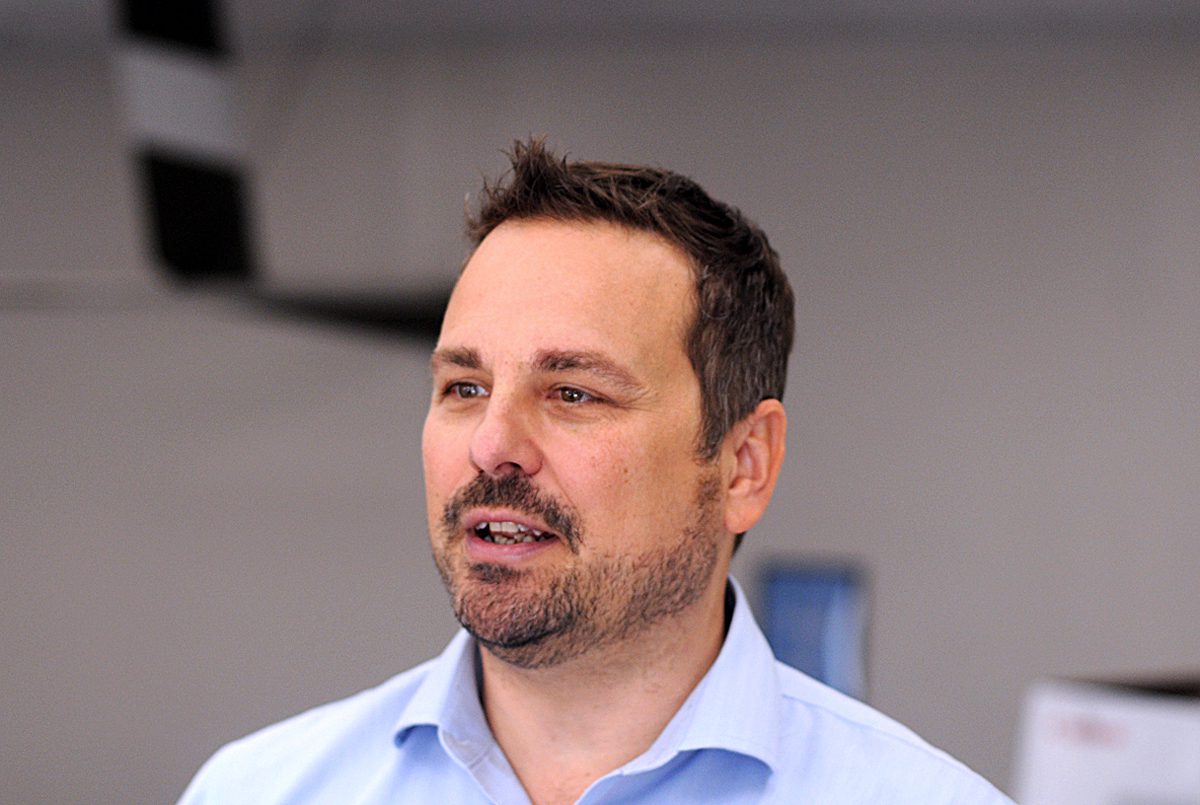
left=179, top=578, right=1013, bottom=803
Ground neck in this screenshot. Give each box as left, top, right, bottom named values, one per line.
left=479, top=575, right=730, bottom=805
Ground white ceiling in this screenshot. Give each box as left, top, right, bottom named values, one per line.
left=4, top=0, right=1199, bottom=52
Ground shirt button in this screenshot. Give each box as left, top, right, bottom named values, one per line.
left=444, top=735, right=472, bottom=756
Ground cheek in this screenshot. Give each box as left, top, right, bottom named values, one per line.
left=421, top=417, right=463, bottom=528
left=557, top=429, right=697, bottom=530
left=422, top=410, right=472, bottom=475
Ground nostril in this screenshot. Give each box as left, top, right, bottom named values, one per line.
left=483, top=461, right=525, bottom=479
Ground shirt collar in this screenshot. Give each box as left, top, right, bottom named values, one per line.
left=392, top=577, right=783, bottom=773
left=622, top=577, right=783, bottom=774
left=393, top=629, right=494, bottom=762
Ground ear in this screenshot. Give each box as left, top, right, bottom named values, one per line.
left=721, top=399, right=787, bottom=536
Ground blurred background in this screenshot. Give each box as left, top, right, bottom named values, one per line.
left=3, top=1, right=1199, bottom=801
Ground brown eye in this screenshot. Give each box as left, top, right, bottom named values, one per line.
left=448, top=382, right=487, bottom=399
left=557, top=387, right=592, bottom=404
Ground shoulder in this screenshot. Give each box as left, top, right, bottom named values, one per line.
left=769, top=662, right=1014, bottom=804
left=178, top=658, right=437, bottom=803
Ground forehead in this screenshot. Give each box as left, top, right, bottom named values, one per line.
left=437, top=220, right=695, bottom=369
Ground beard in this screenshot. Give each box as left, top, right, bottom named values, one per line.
left=432, top=471, right=723, bottom=670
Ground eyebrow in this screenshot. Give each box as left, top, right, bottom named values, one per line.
left=533, top=349, right=646, bottom=396
left=430, top=346, right=647, bottom=397
left=430, top=346, right=481, bottom=371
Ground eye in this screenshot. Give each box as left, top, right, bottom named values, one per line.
left=555, top=386, right=594, bottom=404
left=445, top=382, right=488, bottom=400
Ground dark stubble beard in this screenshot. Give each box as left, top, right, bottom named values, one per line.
left=432, top=471, right=723, bottom=670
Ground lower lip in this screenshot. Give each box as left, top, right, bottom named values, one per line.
left=464, top=531, right=561, bottom=563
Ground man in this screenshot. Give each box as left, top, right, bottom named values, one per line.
left=180, top=140, right=1013, bottom=803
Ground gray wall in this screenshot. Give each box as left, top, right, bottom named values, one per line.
left=4, top=28, right=1199, bottom=803
left=0, top=51, right=141, bottom=283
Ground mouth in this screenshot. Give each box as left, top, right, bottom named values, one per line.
left=471, top=520, right=559, bottom=546
left=442, top=473, right=580, bottom=555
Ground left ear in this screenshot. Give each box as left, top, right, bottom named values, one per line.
left=721, top=399, right=787, bottom=536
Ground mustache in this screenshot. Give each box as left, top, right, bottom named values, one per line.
left=441, top=473, right=581, bottom=552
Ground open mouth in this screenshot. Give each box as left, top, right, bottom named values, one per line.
left=473, top=521, right=557, bottom=546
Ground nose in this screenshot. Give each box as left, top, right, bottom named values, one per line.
left=468, top=395, right=543, bottom=478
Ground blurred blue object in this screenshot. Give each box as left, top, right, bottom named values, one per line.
left=759, top=562, right=868, bottom=700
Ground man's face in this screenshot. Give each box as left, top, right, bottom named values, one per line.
left=422, top=219, right=731, bottom=669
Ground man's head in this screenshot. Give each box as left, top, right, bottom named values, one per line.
left=422, top=141, right=792, bottom=669
left=467, top=138, right=794, bottom=461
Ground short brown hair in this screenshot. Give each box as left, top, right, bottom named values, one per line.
left=467, top=138, right=794, bottom=461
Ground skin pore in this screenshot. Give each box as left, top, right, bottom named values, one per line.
left=422, top=219, right=786, bottom=804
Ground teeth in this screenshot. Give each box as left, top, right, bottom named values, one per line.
left=474, top=520, right=551, bottom=545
